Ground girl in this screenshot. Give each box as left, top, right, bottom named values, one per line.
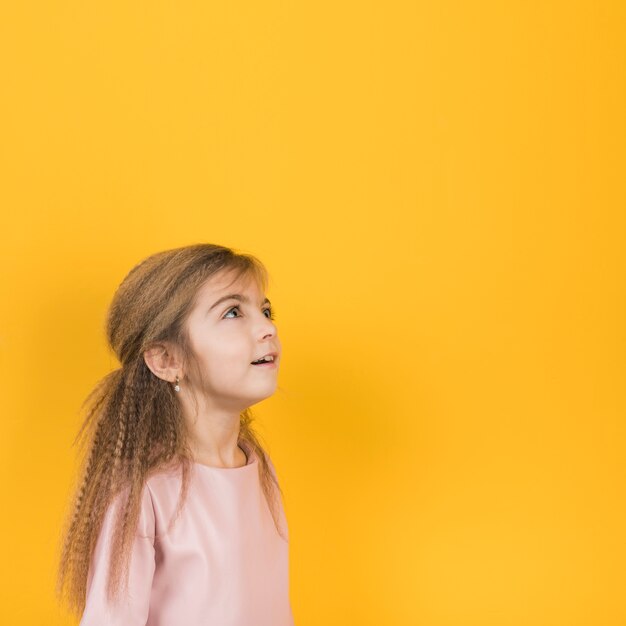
left=55, top=243, right=294, bottom=625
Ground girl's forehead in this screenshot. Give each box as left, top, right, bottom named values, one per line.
left=198, top=272, right=264, bottom=300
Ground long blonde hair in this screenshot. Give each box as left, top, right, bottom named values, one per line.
left=55, top=243, right=286, bottom=618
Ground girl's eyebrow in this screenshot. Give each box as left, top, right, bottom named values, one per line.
left=208, top=294, right=271, bottom=313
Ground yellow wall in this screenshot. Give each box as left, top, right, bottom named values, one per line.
left=1, top=1, right=624, bottom=624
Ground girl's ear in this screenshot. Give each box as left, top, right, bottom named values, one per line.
left=143, top=342, right=182, bottom=383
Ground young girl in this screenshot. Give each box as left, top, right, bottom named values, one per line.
left=55, top=243, right=294, bottom=625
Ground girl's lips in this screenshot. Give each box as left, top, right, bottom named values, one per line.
left=251, top=358, right=278, bottom=368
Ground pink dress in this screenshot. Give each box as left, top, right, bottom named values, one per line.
left=79, top=439, right=294, bottom=625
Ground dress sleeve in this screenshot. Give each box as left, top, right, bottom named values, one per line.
left=79, top=483, right=156, bottom=625
left=264, top=452, right=290, bottom=544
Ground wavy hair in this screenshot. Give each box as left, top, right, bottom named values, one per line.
left=55, top=243, right=286, bottom=618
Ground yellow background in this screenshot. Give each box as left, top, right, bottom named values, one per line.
left=1, top=1, right=624, bottom=624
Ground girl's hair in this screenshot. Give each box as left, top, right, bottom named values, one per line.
left=55, top=243, right=286, bottom=618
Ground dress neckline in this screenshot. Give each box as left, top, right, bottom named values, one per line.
left=192, top=440, right=255, bottom=471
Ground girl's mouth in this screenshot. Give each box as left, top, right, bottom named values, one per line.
left=250, top=355, right=277, bottom=368
left=251, top=361, right=277, bottom=368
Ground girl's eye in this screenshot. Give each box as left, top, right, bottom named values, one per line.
left=223, top=306, right=240, bottom=319
left=223, top=306, right=276, bottom=320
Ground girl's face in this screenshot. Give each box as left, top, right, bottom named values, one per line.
left=184, top=271, right=281, bottom=411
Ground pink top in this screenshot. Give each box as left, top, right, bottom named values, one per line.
left=79, top=440, right=294, bottom=625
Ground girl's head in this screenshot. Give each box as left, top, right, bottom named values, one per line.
left=110, top=243, right=281, bottom=417
left=56, top=243, right=286, bottom=616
